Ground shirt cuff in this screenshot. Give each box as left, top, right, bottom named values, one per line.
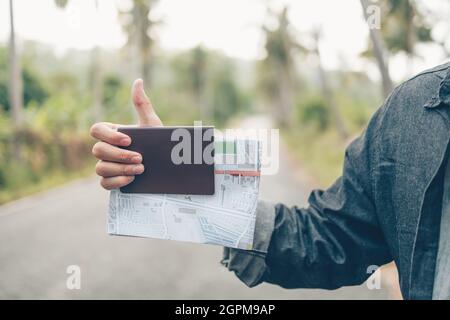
left=221, top=200, right=276, bottom=287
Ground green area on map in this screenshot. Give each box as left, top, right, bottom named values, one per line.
left=215, top=141, right=236, bottom=154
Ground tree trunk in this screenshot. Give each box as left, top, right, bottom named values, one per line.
left=91, top=0, right=103, bottom=122
left=196, top=88, right=210, bottom=122
left=91, top=46, right=103, bottom=122
left=9, top=0, right=23, bottom=127
left=276, top=64, right=293, bottom=128
left=360, top=0, right=394, bottom=98
left=9, top=0, right=23, bottom=161
left=142, top=49, right=152, bottom=88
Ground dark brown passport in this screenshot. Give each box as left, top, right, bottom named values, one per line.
left=118, top=126, right=215, bottom=195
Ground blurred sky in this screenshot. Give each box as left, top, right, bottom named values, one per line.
left=0, top=0, right=449, bottom=81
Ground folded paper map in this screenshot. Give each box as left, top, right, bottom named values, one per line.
left=108, top=138, right=261, bottom=249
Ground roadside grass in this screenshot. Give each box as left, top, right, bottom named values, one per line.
left=0, top=161, right=95, bottom=205
left=0, top=117, right=356, bottom=205
left=283, top=126, right=351, bottom=188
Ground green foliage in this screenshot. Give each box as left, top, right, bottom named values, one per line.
left=284, top=127, right=346, bottom=188
left=189, top=46, right=208, bottom=100
left=103, top=74, right=123, bottom=108
left=262, top=7, right=304, bottom=70
left=382, top=0, right=433, bottom=55
left=361, top=0, right=434, bottom=58
left=0, top=43, right=95, bottom=203
left=29, top=92, right=90, bottom=133
left=170, top=46, right=209, bottom=119
left=1, top=2, right=411, bottom=205
left=119, top=0, right=160, bottom=84
left=168, top=48, right=250, bottom=127
left=0, top=47, right=7, bottom=111
left=0, top=47, right=49, bottom=112
left=258, top=7, right=305, bottom=126
left=101, top=74, right=135, bottom=124
left=296, top=96, right=330, bottom=130
left=211, top=67, right=250, bottom=127
left=54, top=0, right=69, bottom=8
left=22, top=67, right=49, bottom=108
left=285, top=67, right=383, bottom=187
left=48, top=71, right=79, bottom=94
left=150, top=87, right=200, bottom=126
left=0, top=83, right=7, bottom=113
left=0, top=108, right=93, bottom=203
left=337, top=94, right=373, bottom=131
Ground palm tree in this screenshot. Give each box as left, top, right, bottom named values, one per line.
left=381, top=0, right=432, bottom=59
left=54, top=0, right=68, bottom=8
left=312, top=29, right=348, bottom=140
left=90, top=0, right=104, bottom=122
left=361, top=0, right=433, bottom=97
left=119, top=0, right=160, bottom=87
left=8, top=0, right=24, bottom=160
left=189, top=46, right=209, bottom=120
left=55, top=0, right=103, bottom=121
left=360, top=0, right=394, bottom=98
left=259, top=7, right=300, bottom=127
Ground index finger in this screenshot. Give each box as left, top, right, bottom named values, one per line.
left=90, top=122, right=131, bottom=146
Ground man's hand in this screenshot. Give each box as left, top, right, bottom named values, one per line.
left=90, top=79, right=162, bottom=190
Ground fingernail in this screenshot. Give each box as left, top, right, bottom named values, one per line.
left=131, top=155, right=142, bottom=163
left=120, top=138, right=131, bottom=145
left=133, top=165, right=145, bottom=174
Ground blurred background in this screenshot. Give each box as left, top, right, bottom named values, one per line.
left=0, top=0, right=449, bottom=299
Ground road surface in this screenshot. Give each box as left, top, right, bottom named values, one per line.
left=0, top=117, right=389, bottom=299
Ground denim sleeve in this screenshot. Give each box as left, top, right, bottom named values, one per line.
left=222, top=100, right=394, bottom=290
left=221, top=200, right=275, bottom=287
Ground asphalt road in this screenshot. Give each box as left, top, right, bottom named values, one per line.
left=0, top=118, right=389, bottom=299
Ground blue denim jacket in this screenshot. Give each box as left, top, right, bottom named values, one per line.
left=222, top=62, right=450, bottom=300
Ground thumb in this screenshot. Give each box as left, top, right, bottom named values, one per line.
left=132, top=79, right=163, bottom=126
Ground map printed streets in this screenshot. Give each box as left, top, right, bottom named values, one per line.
left=108, top=139, right=261, bottom=249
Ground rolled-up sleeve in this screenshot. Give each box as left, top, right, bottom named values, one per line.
left=221, top=200, right=276, bottom=287
left=221, top=96, right=396, bottom=290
